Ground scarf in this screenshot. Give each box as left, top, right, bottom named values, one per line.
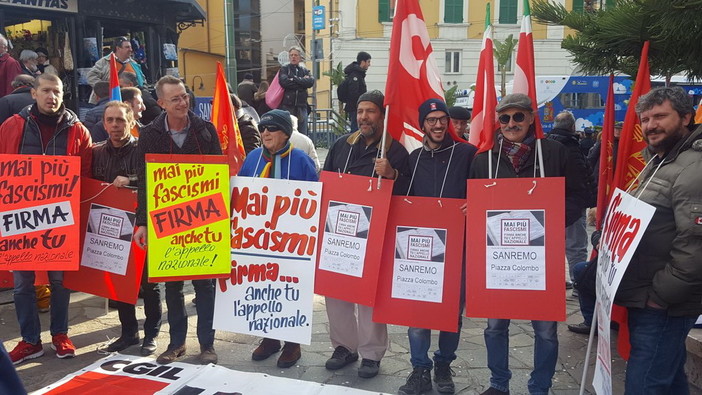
left=499, top=132, right=535, bottom=174
left=260, top=142, right=293, bottom=178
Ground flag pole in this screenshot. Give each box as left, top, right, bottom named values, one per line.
left=536, top=138, right=545, bottom=178
left=378, top=104, right=390, bottom=189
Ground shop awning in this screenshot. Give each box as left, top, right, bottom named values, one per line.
left=166, top=0, right=207, bottom=23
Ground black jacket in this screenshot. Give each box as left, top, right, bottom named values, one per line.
left=342, top=62, right=367, bottom=112
left=323, top=131, right=410, bottom=195
left=406, top=134, right=477, bottom=199
left=237, top=111, right=261, bottom=154
left=135, top=111, right=222, bottom=226
left=0, top=86, right=34, bottom=124
left=547, top=127, right=595, bottom=212
left=139, top=87, right=162, bottom=125
left=470, top=132, right=581, bottom=226
left=91, top=136, right=139, bottom=186
left=278, top=63, right=314, bottom=108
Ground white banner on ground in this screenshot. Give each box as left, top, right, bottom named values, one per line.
left=592, top=188, right=655, bottom=395
left=214, top=177, right=322, bottom=345
left=33, top=354, right=387, bottom=394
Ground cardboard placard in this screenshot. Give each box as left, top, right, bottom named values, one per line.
left=314, top=171, right=393, bottom=306
left=466, top=177, right=566, bottom=321
left=63, top=178, right=145, bottom=304
left=0, top=155, right=81, bottom=271
left=214, top=177, right=322, bottom=344
left=373, top=196, right=465, bottom=332
left=145, top=154, right=230, bottom=282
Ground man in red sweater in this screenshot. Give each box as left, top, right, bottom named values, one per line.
left=0, top=34, right=22, bottom=98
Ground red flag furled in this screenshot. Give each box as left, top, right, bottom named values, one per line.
left=384, top=0, right=464, bottom=152
left=595, top=74, right=616, bottom=230
left=612, top=41, right=651, bottom=191
left=469, top=3, right=498, bottom=153
left=109, top=53, right=122, bottom=101
left=512, top=0, right=543, bottom=139
left=212, top=62, right=246, bottom=175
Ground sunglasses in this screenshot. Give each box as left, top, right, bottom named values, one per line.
left=498, top=112, right=526, bottom=124
left=425, top=115, right=450, bottom=126
left=262, top=126, right=281, bottom=133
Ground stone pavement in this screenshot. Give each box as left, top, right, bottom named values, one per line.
left=2, top=287, right=634, bottom=395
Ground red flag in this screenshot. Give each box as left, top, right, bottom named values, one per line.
left=384, top=0, right=464, bottom=152
left=595, top=74, right=615, bottom=230
left=612, top=41, right=651, bottom=191
left=512, top=0, right=544, bottom=139
left=109, top=53, right=122, bottom=101
left=469, top=3, right=498, bottom=153
left=212, top=62, right=245, bottom=175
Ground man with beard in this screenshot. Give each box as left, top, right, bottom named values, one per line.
left=471, top=93, right=575, bottom=395
left=615, top=86, right=702, bottom=393
left=321, top=90, right=409, bottom=379
left=398, top=99, right=476, bottom=395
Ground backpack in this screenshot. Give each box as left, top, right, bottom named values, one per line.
left=337, top=76, right=351, bottom=103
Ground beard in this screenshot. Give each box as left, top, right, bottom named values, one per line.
left=646, top=124, right=686, bottom=155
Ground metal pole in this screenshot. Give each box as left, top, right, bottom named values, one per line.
left=223, top=0, right=237, bottom=84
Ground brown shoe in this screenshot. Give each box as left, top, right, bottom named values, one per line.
left=197, top=346, right=218, bottom=365
left=251, top=338, right=281, bottom=361
left=156, top=345, right=185, bottom=364
left=277, top=342, right=301, bottom=368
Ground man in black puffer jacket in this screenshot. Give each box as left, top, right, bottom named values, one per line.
left=547, top=111, right=594, bottom=284
left=341, top=52, right=371, bottom=132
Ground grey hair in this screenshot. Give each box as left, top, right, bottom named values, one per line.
left=288, top=46, right=303, bottom=58
left=636, top=86, right=694, bottom=120
left=553, top=111, right=576, bottom=131
left=19, top=50, right=38, bottom=62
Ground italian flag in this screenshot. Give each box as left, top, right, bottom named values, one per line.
left=469, top=3, right=498, bottom=153
left=513, top=0, right=544, bottom=138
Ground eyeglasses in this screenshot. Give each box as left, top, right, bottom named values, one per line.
left=167, top=94, right=190, bottom=104
left=262, top=126, right=281, bottom=133
left=425, top=116, right=449, bottom=126
left=498, top=112, right=526, bottom=124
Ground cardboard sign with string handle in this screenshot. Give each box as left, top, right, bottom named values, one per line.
left=466, top=177, right=566, bottom=321
left=64, top=178, right=144, bottom=304
left=315, top=171, right=393, bottom=306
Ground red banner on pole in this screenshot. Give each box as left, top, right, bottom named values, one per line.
left=373, top=196, right=465, bottom=332
left=63, top=178, right=145, bottom=304
left=0, top=154, right=81, bottom=271
left=466, top=177, right=566, bottom=321
left=315, top=171, right=393, bottom=306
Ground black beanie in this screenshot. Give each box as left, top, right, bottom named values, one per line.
left=418, top=98, right=449, bottom=126
left=259, top=109, right=293, bottom=137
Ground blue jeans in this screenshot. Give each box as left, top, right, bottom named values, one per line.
left=625, top=307, right=696, bottom=394
left=484, top=319, right=558, bottom=395
left=164, top=279, right=215, bottom=349
left=572, top=261, right=595, bottom=326
left=348, top=109, right=358, bottom=132
left=0, top=343, right=26, bottom=394
left=565, top=213, right=588, bottom=279
left=408, top=316, right=463, bottom=368
left=13, top=271, right=70, bottom=344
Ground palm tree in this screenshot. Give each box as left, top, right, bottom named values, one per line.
left=493, top=34, right=518, bottom=97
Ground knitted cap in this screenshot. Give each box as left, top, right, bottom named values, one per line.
left=418, top=98, right=449, bottom=126
left=357, top=89, right=385, bottom=112
left=495, top=93, right=533, bottom=113
left=259, top=109, right=293, bottom=137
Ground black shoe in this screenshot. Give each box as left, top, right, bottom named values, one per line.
left=141, top=337, right=157, bottom=356
left=568, top=322, right=592, bottom=334
left=480, top=387, right=510, bottom=395
left=325, top=346, right=358, bottom=370
left=106, top=335, right=140, bottom=352
left=433, top=362, right=456, bottom=394
left=358, top=358, right=380, bottom=378
left=398, top=366, right=432, bottom=395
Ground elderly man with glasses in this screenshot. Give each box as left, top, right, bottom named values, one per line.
left=470, top=93, right=578, bottom=395
left=87, top=36, right=146, bottom=104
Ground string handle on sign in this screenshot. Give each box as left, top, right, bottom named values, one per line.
left=484, top=181, right=497, bottom=188
left=527, top=180, right=537, bottom=195
left=437, top=199, right=443, bottom=208
left=80, top=183, right=112, bottom=203
left=367, top=179, right=373, bottom=192
left=337, top=169, right=343, bottom=178
left=403, top=198, right=413, bottom=204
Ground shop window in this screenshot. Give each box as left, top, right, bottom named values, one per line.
left=573, top=0, right=584, bottom=12
left=559, top=92, right=604, bottom=109
left=445, top=50, right=461, bottom=74
left=499, top=0, right=518, bottom=24
left=444, top=0, right=463, bottom=24
left=379, top=0, right=396, bottom=22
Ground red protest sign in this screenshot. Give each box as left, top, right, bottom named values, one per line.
left=373, top=196, right=465, bottom=332
left=466, top=177, right=566, bottom=321
left=63, top=178, right=145, bottom=304
left=0, top=155, right=81, bottom=271
left=315, top=171, right=393, bottom=306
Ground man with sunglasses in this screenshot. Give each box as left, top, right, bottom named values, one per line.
left=398, top=99, right=476, bottom=395
left=133, top=76, right=221, bottom=366
left=87, top=37, right=146, bottom=104
left=471, top=93, right=573, bottom=395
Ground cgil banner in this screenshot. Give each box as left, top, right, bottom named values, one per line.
left=145, top=154, right=230, bottom=282
left=214, top=177, right=322, bottom=345
left=373, top=196, right=465, bottom=332
left=466, top=177, right=566, bottom=321
left=64, top=178, right=145, bottom=304
left=592, top=188, right=654, bottom=395
left=0, top=154, right=81, bottom=271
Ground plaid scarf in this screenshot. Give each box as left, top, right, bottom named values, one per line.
left=498, top=132, right=535, bottom=174
left=260, top=142, right=293, bottom=178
